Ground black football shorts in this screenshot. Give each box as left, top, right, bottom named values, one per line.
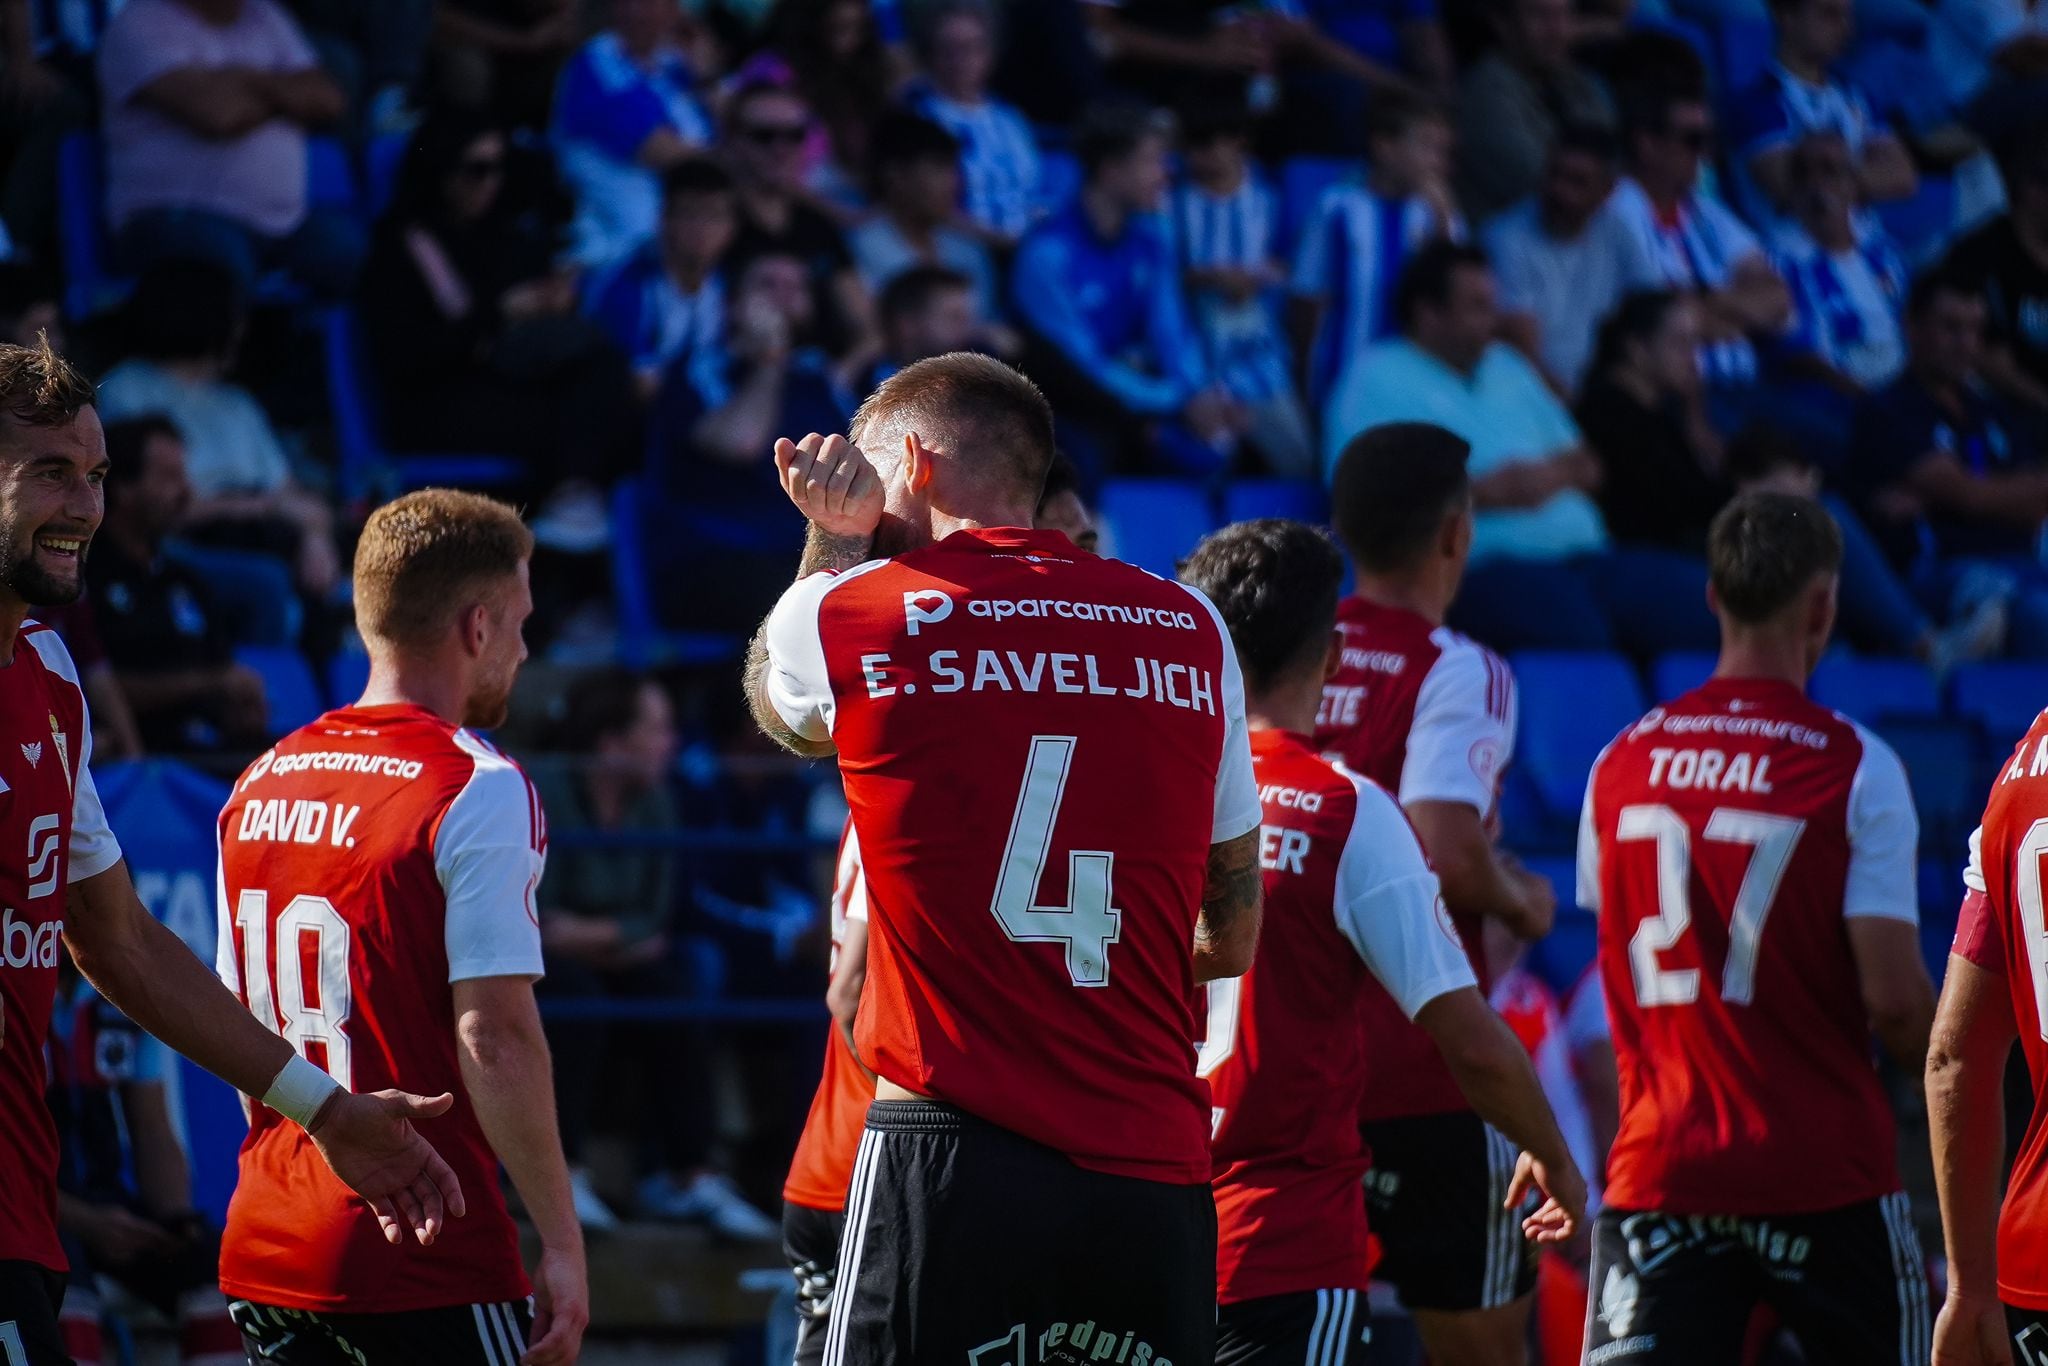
left=1361, top=1111, right=1537, bottom=1313
left=1216, top=1289, right=1371, bottom=1366
left=228, top=1296, right=536, bottom=1365
left=824, top=1100, right=1216, bottom=1366
left=0, top=1260, right=69, bottom=1366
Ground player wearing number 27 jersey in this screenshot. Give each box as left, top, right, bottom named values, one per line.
left=749, top=359, right=1262, bottom=1366
left=1578, top=493, right=1934, bottom=1366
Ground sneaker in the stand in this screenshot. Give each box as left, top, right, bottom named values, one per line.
left=636, top=1171, right=780, bottom=1241
left=530, top=484, right=612, bottom=555
left=569, top=1166, right=620, bottom=1233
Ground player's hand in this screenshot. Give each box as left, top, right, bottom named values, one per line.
left=522, top=1243, right=590, bottom=1366
left=775, top=433, right=884, bottom=540
left=1934, top=1292, right=2015, bottom=1366
left=1506, top=1150, right=1585, bottom=1245
left=307, top=1089, right=468, bottom=1247
left=79, top=1205, right=179, bottom=1266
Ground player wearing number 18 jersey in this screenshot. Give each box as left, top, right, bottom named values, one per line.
left=1579, top=493, right=1935, bottom=1366
left=748, top=358, right=1263, bottom=1366
left=1178, top=521, right=1584, bottom=1366
left=216, top=492, right=587, bottom=1366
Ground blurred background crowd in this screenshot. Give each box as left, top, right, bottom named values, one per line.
left=7, top=0, right=2048, bottom=1353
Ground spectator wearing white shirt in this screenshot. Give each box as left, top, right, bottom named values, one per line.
left=1324, top=241, right=1716, bottom=653
left=1610, top=86, right=1792, bottom=397
left=1725, top=0, right=1916, bottom=238
left=551, top=0, right=714, bottom=270
left=848, top=113, right=1000, bottom=324
left=98, top=0, right=357, bottom=297
left=907, top=2, right=1042, bottom=243
left=1486, top=123, right=1660, bottom=395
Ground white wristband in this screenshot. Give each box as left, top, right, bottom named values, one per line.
left=262, top=1055, right=343, bottom=1129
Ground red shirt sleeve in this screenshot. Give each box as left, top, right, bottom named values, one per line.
left=1953, top=887, right=2005, bottom=975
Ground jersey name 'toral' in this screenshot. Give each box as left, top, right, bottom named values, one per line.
left=0, top=624, right=122, bottom=1271
left=1205, top=729, right=1474, bottom=1303
left=216, top=704, right=546, bottom=1312
left=783, top=818, right=875, bottom=1212
left=1311, top=597, right=1514, bottom=1122
left=1580, top=677, right=1916, bottom=1214
left=764, top=527, right=1261, bottom=1186
left=1954, top=709, right=2048, bottom=1310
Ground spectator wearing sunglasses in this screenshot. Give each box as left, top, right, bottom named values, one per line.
left=722, top=81, right=877, bottom=368
left=1607, top=85, right=1791, bottom=405
left=552, top=0, right=716, bottom=270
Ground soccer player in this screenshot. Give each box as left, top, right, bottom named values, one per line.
left=1177, top=519, right=1584, bottom=1366
left=0, top=338, right=463, bottom=1366
left=215, top=490, right=588, bottom=1366
left=746, top=353, right=1263, bottom=1366
left=1928, top=824, right=2048, bottom=1354
left=1580, top=491, right=1936, bottom=1365
left=1314, top=421, right=1556, bottom=1365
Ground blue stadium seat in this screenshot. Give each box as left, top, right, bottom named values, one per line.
left=1918, top=858, right=1965, bottom=982
left=58, top=132, right=126, bottom=320
left=366, top=131, right=410, bottom=217
left=1099, top=479, right=1214, bottom=578
left=1874, top=717, right=1984, bottom=859
left=305, top=135, right=359, bottom=214
left=327, top=648, right=370, bottom=709
left=1529, top=910, right=1599, bottom=998
left=319, top=307, right=526, bottom=495
left=1277, top=156, right=1351, bottom=256
left=1221, top=478, right=1328, bottom=527
left=1949, top=662, right=2048, bottom=747
left=1809, top=654, right=1940, bottom=723
left=1512, top=651, right=1646, bottom=822
left=235, top=645, right=326, bottom=737
left=1651, top=651, right=1717, bottom=703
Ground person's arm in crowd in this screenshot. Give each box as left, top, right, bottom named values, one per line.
left=1904, top=448, right=2048, bottom=527
left=694, top=361, right=791, bottom=468
left=1854, top=131, right=1919, bottom=204
left=83, top=663, right=143, bottom=761
left=637, top=126, right=704, bottom=169
left=68, top=859, right=465, bottom=1244
left=1928, top=935, right=2019, bottom=1366
left=1707, top=255, right=1794, bottom=333
left=1270, top=13, right=1427, bottom=95
left=1469, top=445, right=1600, bottom=509
left=1193, top=830, right=1261, bottom=982
left=432, top=0, right=577, bottom=57
left=56, top=1191, right=178, bottom=1267
left=1011, top=232, right=1191, bottom=416
left=1981, top=345, right=2048, bottom=413
left=1082, top=6, right=1272, bottom=74
left=246, top=63, right=345, bottom=128
left=1408, top=802, right=1557, bottom=939
left=1417, top=988, right=1586, bottom=1237
left=133, top=66, right=277, bottom=138
left=122, top=1075, right=195, bottom=1219
left=113, top=661, right=269, bottom=735
left=453, top=978, right=588, bottom=1366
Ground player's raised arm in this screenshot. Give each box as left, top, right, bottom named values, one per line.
left=1929, top=861, right=2021, bottom=1366
left=66, top=859, right=465, bottom=1246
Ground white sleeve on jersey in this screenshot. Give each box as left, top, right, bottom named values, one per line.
left=24, top=628, right=122, bottom=879
left=437, top=737, right=547, bottom=982
left=1333, top=767, right=1477, bottom=1018
left=1400, top=636, right=1515, bottom=816
left=1176, top=581, right=1263, bottom=842
left=1964, top=825, right=1986, bottom=894
left=214, top=823, right=237, bottom=991
left=1843, top=722, right=1921, bottom=923
left=761, top=572, right=845, bottom=743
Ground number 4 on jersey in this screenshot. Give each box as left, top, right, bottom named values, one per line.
left=992, top=736, right=1123, bottom=987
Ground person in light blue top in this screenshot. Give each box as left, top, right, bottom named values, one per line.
left=1011, top=101, right=1244, bottom=474
left=552, top=0, right=714, bottom=270
left=906, top=3, right=1043, bottom=242
left=1325, top=241, right=1717, bottom=653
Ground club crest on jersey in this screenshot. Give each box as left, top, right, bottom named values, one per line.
left=904, top=588, right=955, bottom=636
left=19, top=742, right=40, bottom=768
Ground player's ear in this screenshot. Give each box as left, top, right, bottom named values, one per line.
left=1323, top=629, right=1343, bottom=681
left=461, top=601, right=490, bottom=659
left=905, top=433, right=934, bottom=494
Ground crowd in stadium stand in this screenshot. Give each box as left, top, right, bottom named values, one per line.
left=2, top=0, right=2047, bottom=1286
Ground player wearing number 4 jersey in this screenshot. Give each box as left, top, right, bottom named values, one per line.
left=1177, top=521, right=1583, bottom=1366
left=216, top=492, right=588, bottom=1366
left=0, top=343, right=465, bottom=1366
left=746, top=355, right=1264, bottom=1366
left=1579, top=492, right=1936, bottom=1366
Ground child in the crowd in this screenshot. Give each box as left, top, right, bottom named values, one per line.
left=1172, top=103, right=1315, bottom=477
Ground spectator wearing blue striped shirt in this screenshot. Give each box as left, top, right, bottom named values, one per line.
left=906, top=3, right=1043, bottom=243
left=1773, top=133, right=1910, bottom=395
left=551, top=0, right=714, bottom=271
left=1289, top=91, right=1463, bottom=408
left=1011, top=101, right=1246, bottom=476
left=584, top=160, right=736, bottom=399
left=1171, top=103, right=1314, bottom=476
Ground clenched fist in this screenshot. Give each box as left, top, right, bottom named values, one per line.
left=774, top=433, right=884, bottom=539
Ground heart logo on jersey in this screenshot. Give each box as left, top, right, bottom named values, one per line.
left=20, top=742, right=41, bottom=768
left=903, top=589, right=954, bottom=636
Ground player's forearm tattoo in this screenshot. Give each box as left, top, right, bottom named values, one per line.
left=799, top=523, right=874, bottom=577
left=1196, top=829, right=1262, bottom=952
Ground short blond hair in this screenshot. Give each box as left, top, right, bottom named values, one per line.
left=353, top=489, right=534, bottom=648
left=0, top=334, right=95, bottom=429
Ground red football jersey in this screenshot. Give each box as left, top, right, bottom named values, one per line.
left=1311, top=597, right=1514, bottom=1122
left=1206, top=730, right=1474, bottom=1303
left=762, top=527, right=1261, bottom=1185
left=1954, top=710, right=2048, bottom=1310
left=783, top=819, right=876, bottom=1212
left=0, top=624, right=122, bottom=1270
left=1580, top=677, right=1917, bottom=1214
left=216, top=704, right=546, bottom=1312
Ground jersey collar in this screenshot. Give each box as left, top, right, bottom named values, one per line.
left=940, top=527, right=1085, bottom=559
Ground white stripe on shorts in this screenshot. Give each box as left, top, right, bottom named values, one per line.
left=821, top=1127, right=883, bottom=1366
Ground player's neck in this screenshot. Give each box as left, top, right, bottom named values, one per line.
left=357, top=656, right=469, bottom=727
left=1246, top=679, right=1322, bottom=736
left=1350, top=574, right=1446, bottom=626
left=1713, top=638, right=1812, bottom=690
